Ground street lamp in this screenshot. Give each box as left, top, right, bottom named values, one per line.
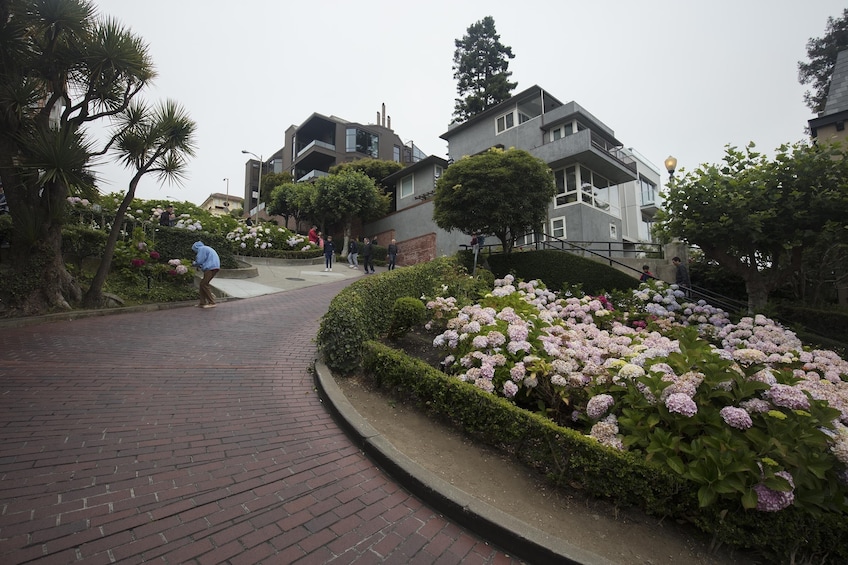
left=242, top=150, right=263, bottom=224
left=664, top=156, right=677, bottom=179
left=222, top=178, right=229, bottom=209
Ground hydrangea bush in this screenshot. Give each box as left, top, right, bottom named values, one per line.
left=429, top=276, right=848, bottom=514
left=225, top=223, right=318, bottom=255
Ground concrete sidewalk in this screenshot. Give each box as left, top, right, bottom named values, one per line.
left=211, top=257, right=378, bottom=299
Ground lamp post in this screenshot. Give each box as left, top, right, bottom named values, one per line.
left=664, top=156, right=677, bottom=180
left=222, top=178, right=229, bottom=211
left=242, top=150, right=263, bottom=224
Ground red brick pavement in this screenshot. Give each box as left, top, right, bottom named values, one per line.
left=0, top=282, right=523, bottom=564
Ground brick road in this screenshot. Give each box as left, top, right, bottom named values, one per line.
left=0, top=281, right=522, bottom=564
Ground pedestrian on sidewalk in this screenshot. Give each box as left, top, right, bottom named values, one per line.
left=323, top=235, right=335, bottom=271
left=192, top=241, right=220, bottom=308
left=361, top=237, right=375, bottom=274
left=347, top=237, right=359, bottom=269
left=387, top=238, right=398, bottom=270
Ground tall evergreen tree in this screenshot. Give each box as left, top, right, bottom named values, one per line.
left=451, top=16, right=516, bottom=124
left=798, top=9, right=848, bottom=114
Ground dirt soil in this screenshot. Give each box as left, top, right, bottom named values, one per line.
left=333, top=332, right=759, bottom=565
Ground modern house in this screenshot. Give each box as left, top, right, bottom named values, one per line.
left=366, top=85, right=662, bottom=265
left=242, top=105, right=426, bottom=223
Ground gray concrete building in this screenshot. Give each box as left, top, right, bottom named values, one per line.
left=368, top=85, right=661, bottom=266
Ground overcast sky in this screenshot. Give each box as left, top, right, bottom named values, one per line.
left=89, top=0, right=846, bottom=207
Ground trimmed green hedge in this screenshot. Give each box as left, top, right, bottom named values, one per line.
left=318, top=257, right=462, bottom=374
left=487, top=249, right=640, bottom=295
left=152, top=227, right=239, bottom=269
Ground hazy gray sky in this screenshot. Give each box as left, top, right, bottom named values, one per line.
left=90, top=0, right=845, bottom=206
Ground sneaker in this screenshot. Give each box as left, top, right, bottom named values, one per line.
left=202, top=303, right=217, bottom=309
left=324, top=268, right=328, bottom=272
left=329, top=268, right=333, bottom=271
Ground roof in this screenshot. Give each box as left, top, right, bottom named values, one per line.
left=382, top=155, right=449, bottom=185
left=440, top=84, right=563, bottom=140
left=824, top=49, right=848, bottom=115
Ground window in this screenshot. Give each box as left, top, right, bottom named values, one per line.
left=346, top=127, right=379, bottom=157
left=433, top=166, right=443, bottom=188
left=639, top=176, right=657, bottom=206
left=393, top=145, right=401, bottom=162
left=551, top=217, right=566, bottom=239
left=554, top=166, right=578, bottom=206
left=496, top=111, right=515, bottom=133
left=609, top=223, right=618, bottom=240
left=400, top=175, right=414, bottom=199
left=515, top=231, right=536, bottom=248
left=552, top=128, right=562, bottom=141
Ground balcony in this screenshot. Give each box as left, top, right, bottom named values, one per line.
left=296, top=139, right=335, bottom=159
left=297, top=170, right=329, bottom=182
left=533, top=129, right=638, bottom=185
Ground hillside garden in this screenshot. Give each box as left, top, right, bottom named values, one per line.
left=318, top=255, right=848, bottom=563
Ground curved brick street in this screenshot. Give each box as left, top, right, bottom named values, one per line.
left=0, top=280, right=521, bottom=564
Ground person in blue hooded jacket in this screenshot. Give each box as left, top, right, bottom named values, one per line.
left=192, top=241, right=221, bottom=308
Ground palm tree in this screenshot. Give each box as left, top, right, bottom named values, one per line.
left=83, top=100, right=196, bottom=307
left=0, top=0, right=155, bottom=314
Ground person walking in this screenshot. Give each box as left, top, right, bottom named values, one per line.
left=672, top=256, right=691, bottom=295
left=323, top=235, right=335, bottom=271
left=387, top=238, right=398, bottom=270
left=347, top=238, right=359, bottom=269
left=192, top=241, right=220, bottom=308
left=159, top=205, right=176, bottom=227
left=361, top=237, right=375, bottom=274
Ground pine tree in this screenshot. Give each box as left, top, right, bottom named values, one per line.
left=798, top=9, right=848, bottom=114
left=452, top=16, right=517, bottom=123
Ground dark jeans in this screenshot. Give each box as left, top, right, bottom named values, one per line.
left=363, top=256, right=374, bottom=273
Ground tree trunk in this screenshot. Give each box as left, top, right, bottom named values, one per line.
left=3, top=177, right=82, bottom=315
left=82, top=180, right=138, bottom=308
left=744, top=278, right=770, bottom=315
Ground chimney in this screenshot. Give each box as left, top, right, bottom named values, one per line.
left=387, top=116, right=391, bottom=130
left=377, top=111, right=381, bottom=124
left=382, top=103, right=386, bottom=127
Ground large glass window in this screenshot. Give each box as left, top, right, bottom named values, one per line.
left=554, top=166, right=578, bottom=206
left=346, top=127, right=379, bottom=157
left=393, top=145, right=401, bottom=162
left=400, top=175, right=414, bottom=199
left=640, top=176, right=657, bottom=206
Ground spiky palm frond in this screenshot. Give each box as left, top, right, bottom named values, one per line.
left=20, top=125, right=98, bottom=199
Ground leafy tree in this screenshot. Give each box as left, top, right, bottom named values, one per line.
left=283, top=181, right=318, bottom=233
left=0, top=0, right=154, bottom=314
left=798, top=9, right=848, bottom=114
left=654, top=142, right=848, bottom=313
left=452, top=16, right=517, bottom=124
left=314, top=171, right=388, bottom=254
left=260, top=171, right=292, bottom=210
left=433, top=147, right=555, bottom=253
left=83, top=100, right=196, bottom=307
left=329, top=158, right=403, bottom=193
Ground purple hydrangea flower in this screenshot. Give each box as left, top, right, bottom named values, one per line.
left=766, top=384, right=810, bottom=410
left=754, top=471, right=795, bottom=512
left=720, top=406, right=753, bottom=430
left=665, top=393, right=698, bottom=417
left=586, top=394, right=615, bottom=420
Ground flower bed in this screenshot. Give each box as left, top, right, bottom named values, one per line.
left=319, top=261, right=848, bottom=562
